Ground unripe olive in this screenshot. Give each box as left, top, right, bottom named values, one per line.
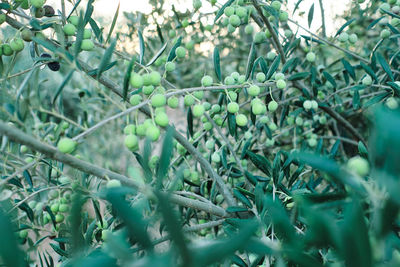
left=68, top=15, right=79, bottom=27
left=193, top=90, right=204, bottom=100
left=146, top=125, right=160, bottom=141
left=31, top=0, right=45, bottom=8
left=265, top=138, right=275, bottom=147
left=308, top=138, right=317, bottom=147
left=182, top=19, right=189, bottom=28
left=267, top=51, right=276, bottom=60
left=168, top=29, right=176, bottom=38
left=193, top=104, right=205, bottom=117
left=362, top=75, right=372, bottom=86
left=50, top=203, right=59, bottom=213
left=175, top=46, right=186, bottom=58
left=193, top=0, right=202, bottom=9
left=256, top=72, right=266, bottom=83
left=236, top=114, right=248, bottom=126
left=268, top=100, right=278, bottom=112
left=167, top=96, right=179, bottom=108
left=81, top=39, right=94, bottom=51
left=252, top=102, right=265, bottom=115
left=165, top=61, right=176, bottom=72
left=349, top=33, right=358, bottom=44
left=229, top=14, right=241, bottom=27
left=129, top=94, right=142, bottom=106
left=149, top=71, right=161, bottom=86
left=35, top=7, right=45, bottom=18
left=244, top=24, right=254, bottom=34
left=10, top=38, right=24, bottom=52
left=271, top=1, right=281, bottom=10
left=124, top=134, right=139, bottom=151
left=338, top=32, right=349, bottom=42
left=142, top=85, right=154, bottom=95
left=201, top=75, right=213, bottom=87
left=248, top=84, right=260, bottom=96
left=227, top=102, right=239, bottom=113
left=386, top=97, right=398, bottom=109
left=224, top=76, right=235, bottom=85
left=151, top=94, right=167, bottom=107
left=83, top=29, right=92, bottom=39
left=279, top=11, right=288, bottom=22
left=276, top=80, right=286, bottom=89
left=380, top=29, right=391, bottom=39
left=303, top=100, right=312, bottom=110
left=19, top=229, right=28, bottom=239
left=347, top=156, right=369, bottom=176
left=20, top=145, right=28, bottom=153
left=155, top=112, right=169, bottom=127
left=254, top=31, right=266, bottom=43
left=57, top=138, right=76, bottom=154
left=211, top=152, right=221, bottom=163
left=224, top=6, right=235, bottom=16
left=58, top=204, right=69, bottom=213
left=63, top=24, right=76, bottom=36
left=311, top=100, right=318, bottom=110
left=306, top=52, right=316, bottom=62
left=184, top=95, right=195, bottom=106
left=55, top=214, right=65, bottom=223
left=295, top=117, right=303, bottom=126
left=130, top=73, right=143, bottom=88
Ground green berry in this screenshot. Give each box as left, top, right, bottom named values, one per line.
left=81, top=39, right=94, bottom=51
left=155, top=112, right=169, bottom=127
left=63, top=24, right=76, bottom=36
left=267, top=51, right=276, bottom=60
left=347, top=156, right=369, bottom=176
left=295, top=117, right=303, bottom=126
left=380, top=29, right=391, bottom=39
left=68, top=16, right=79, bottom=26
left=165, top=61, right=176, bottom=72
left=182, top=18, right=189, bottom=28
left=268, top=101, right=278, bottom=112
left=254, top=31, right=266, bottom=43
left=252, top=102, right=265, bottom=115
left=168, top=96, right=179, bottom=108
left=124, top=124, right=136, bottom=135
left=236, top=6, right=247, bottom=18
left=107, top=179, right=121, bottom=188
left=57, top=138, right=76, bottom=154
left=21, top=29, right=33, bottom=42
left=31, top=0, right=45, bottom=8
left=142, top=85, right=155, bottom=95
left=308, top=138, right=317, bottom=147
left=224, top=6, right=235, bottom=16
left=275, top=72, right=285, bottom=80
left=276, top=80, right=286, bottom=89
left=10, top=38, right=24, bottom=52
left=201, top=75, right=213, bottom=87
left=211, top=152, right=221, bottom=163
left=83, top=29, right=92, bottom=39
left=149, top=71, right=161, bottom=86
left=279, top=11, right=288, bottom=22
left=303, top=100, right=312, bottom=110
left=184, top=95, right=195, bottom=106
left=146, top=125, right=160, bottom=141
left=50, top=203, right=59, bottom=213
left=168, top=29, right=176, bottom=38
left=271, top=1, right=281, bottom=10
left=311, top=100, right=318, bottom=110
left=362, top=75, right=372, bottom=86
left=245, top=24, right=254, bottom=34
left=193, top=104, right=205, bottom=117
left=338, top=32, right=349, bottom=42
left=236, top=114, right=248, bottom=126
left=19, top=229, right=28, bottom=239
left=349, top=33, right=358, bottom=44
left=129, top=94, right=142, bottom=106
left=20, top=145, right=28, bottom=153
left=306, top=52, right=316, bottom=62
left=229, top=14, right=241, bottom=27
left=151, top=94, right=167, bottom=107
left=227, top=102, right=239, bottom=113
left=55, top=214, right=64, bottom=223
left=124, top=134, right=139, bottom=151
left=256, top=72, right=266, bottom=83
left=224, top=76, right=235, bottom=85
left=248, top=85, right=260, bottom=96
left=58, top=204, right=69, bottom=213
left=386, top=97, right=398, bottom=109
left=175, top=47, right=186, bottom=58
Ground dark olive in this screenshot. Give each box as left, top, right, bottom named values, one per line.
left=47, top=61, right=60, bottom=71
left=43, top=5, right=55, bottom=17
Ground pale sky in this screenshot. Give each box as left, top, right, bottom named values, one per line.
left=47, top=0, right=352, bottom=37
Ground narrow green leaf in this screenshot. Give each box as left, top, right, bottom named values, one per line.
left=245, top=43, right=256, bottom=80
left=156, top=127, right=174, bottom=188
left=123, top=55, right=136, bottom=101
left=167, top=36, right=182, bottom=62
left=308, top=4, right=314, bottom=28
left=376, top=52, right=394, bottom=81
left=213, top=47, right=222, bottom=81
left=97, top=39, right=116, bottom=80
left=267, top=54, right=281, bottom=80
left=146, top=42, right=168, bottom=67
left=106, top=2, right=120, bottom=43
left=335, top=18, right=356, bottom=37
left=52, top=70, right=74, bottom=105
left=138, top=30, right=145, bottom=65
